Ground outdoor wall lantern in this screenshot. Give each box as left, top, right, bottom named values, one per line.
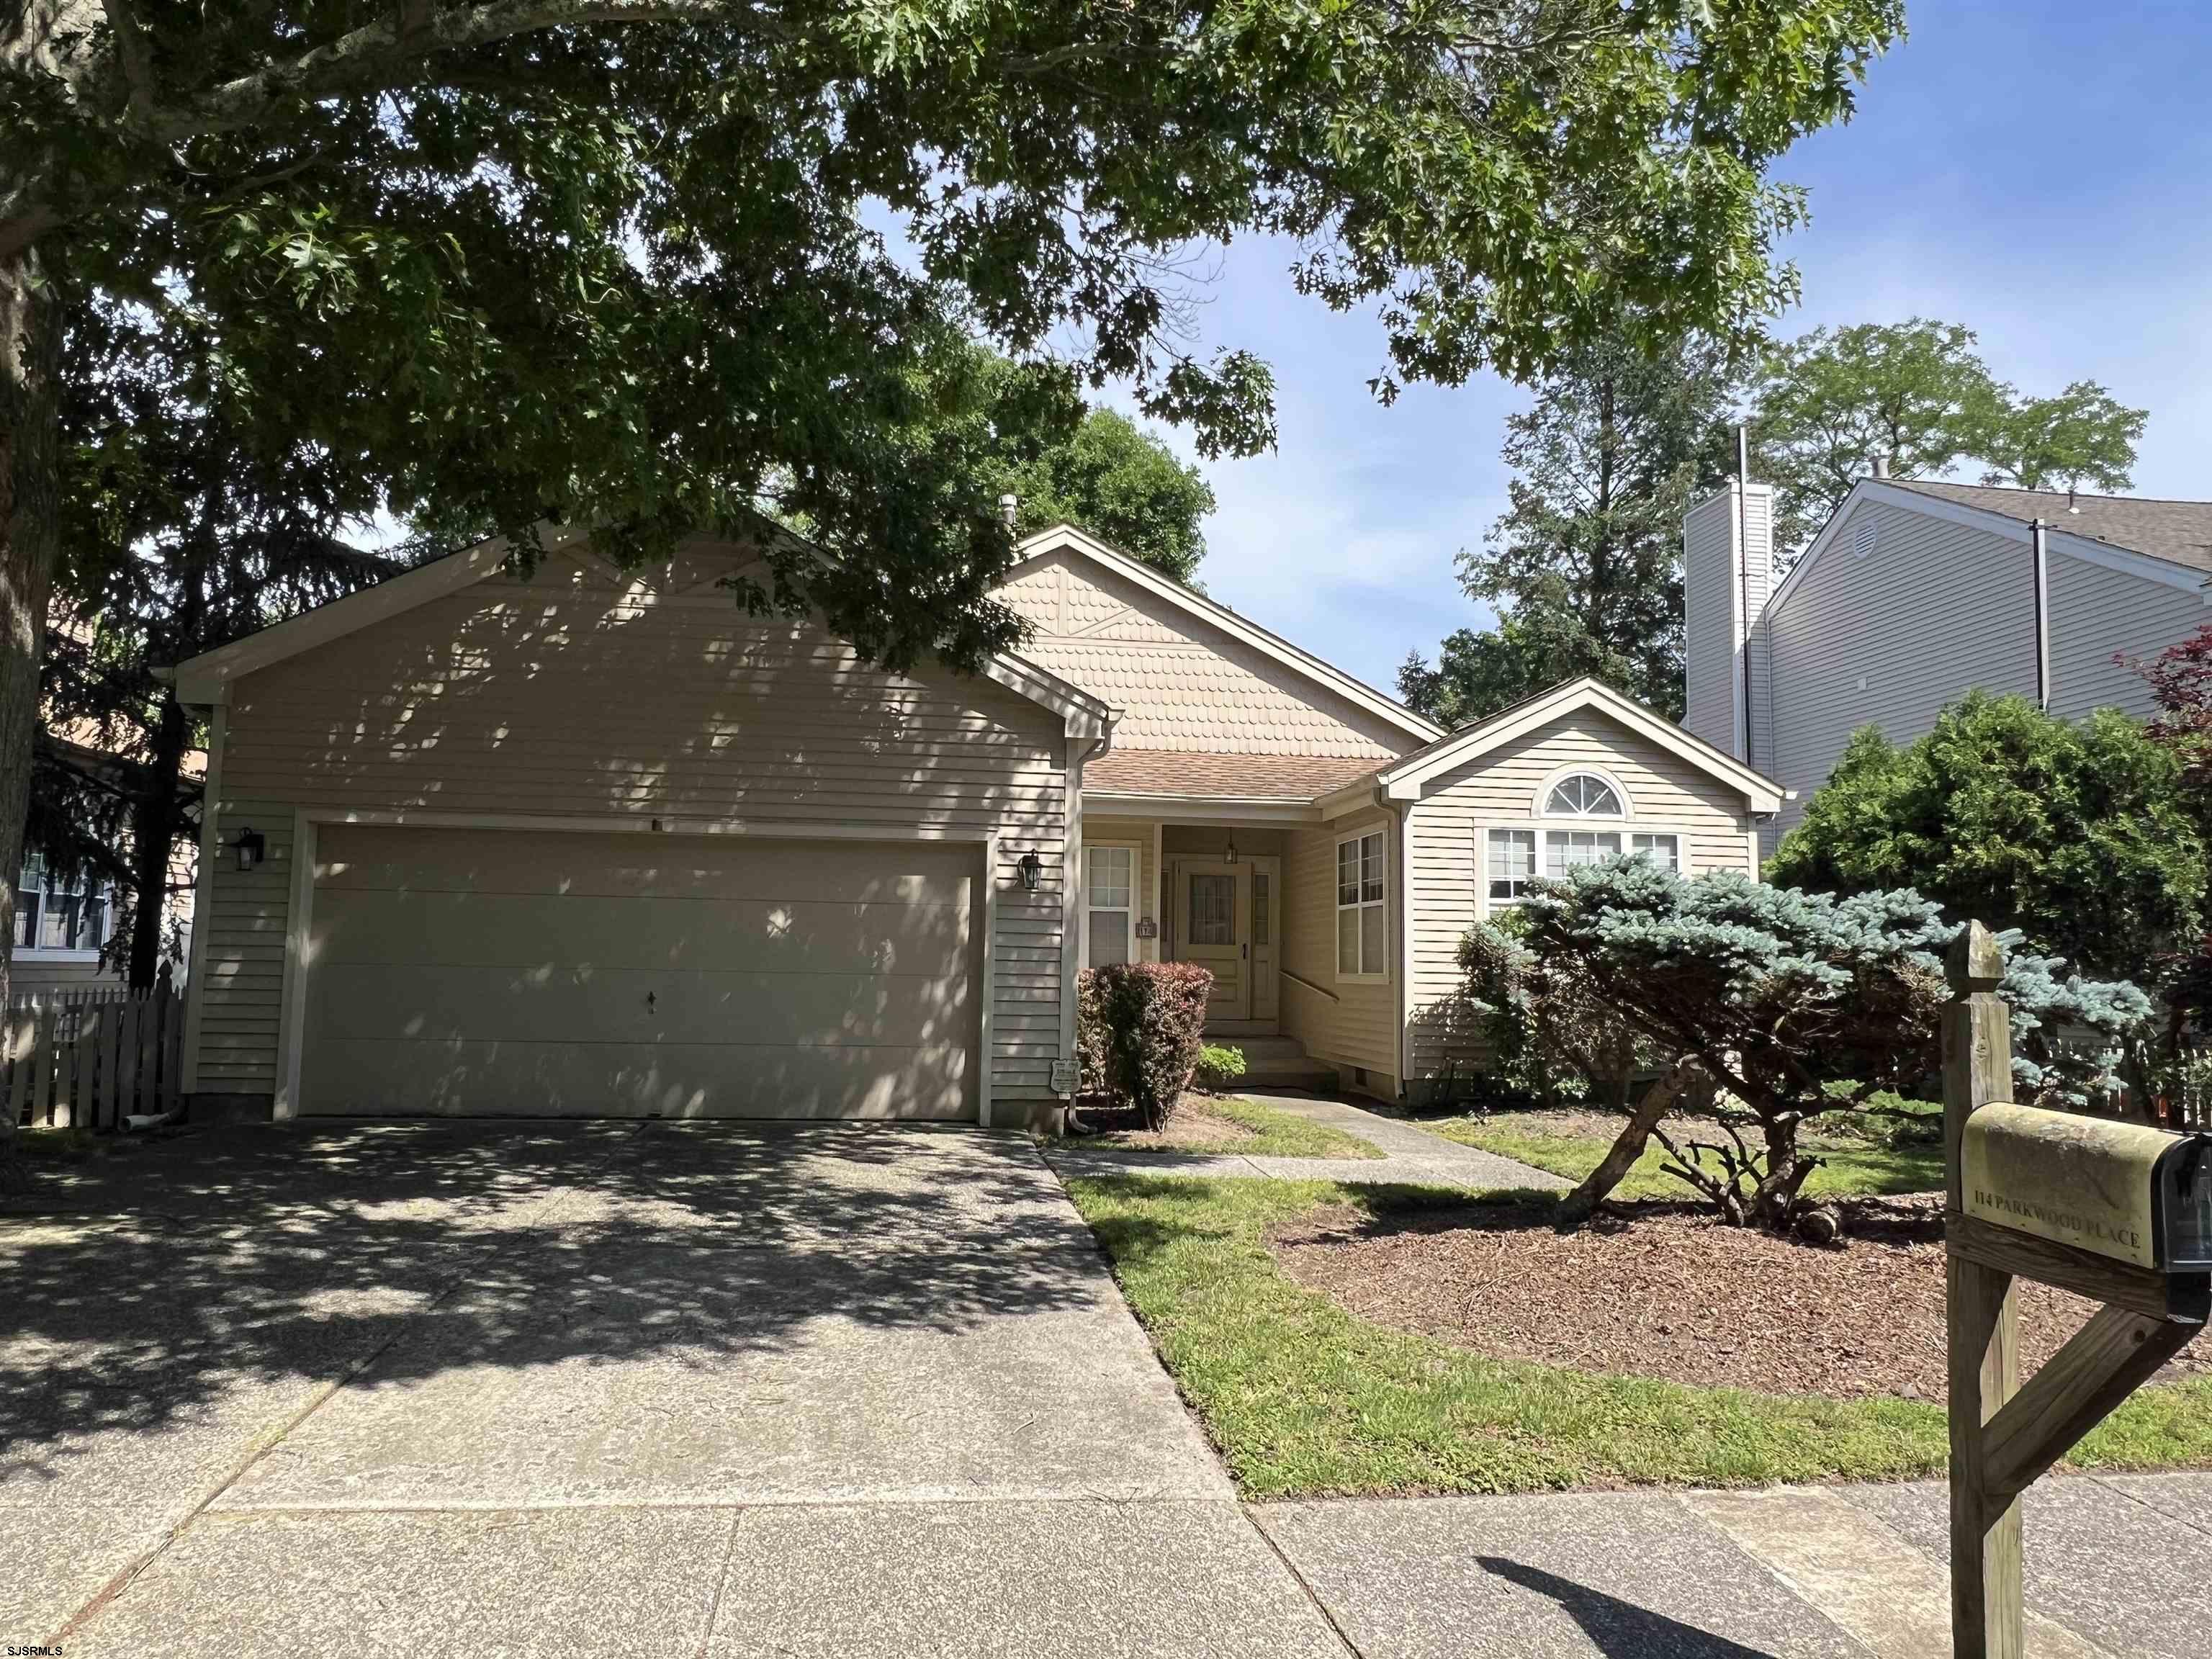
left=233, top=826, right=265, bottom=873
left=1017, top=851, right=1043, bottom=892
left=1223, top=837, right=1238, bottom=865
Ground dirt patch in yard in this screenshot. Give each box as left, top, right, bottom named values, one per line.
left=1272, top=1194, right=2212, bottom=1403
left=1072, top=1099, right=1256, bottom=1151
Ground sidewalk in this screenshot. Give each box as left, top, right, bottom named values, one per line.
left=1046, top=1093, right=1571, bottom=1192
left=1254, top=1472, right=2211, bottom=1658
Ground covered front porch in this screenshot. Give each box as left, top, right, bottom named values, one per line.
left=1079, top=811, right=1400, bottom=1099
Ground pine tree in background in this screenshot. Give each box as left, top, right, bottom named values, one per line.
left=34, top=300, right=402, bottom=988
left=1400, top=331, right=1739, bottom=726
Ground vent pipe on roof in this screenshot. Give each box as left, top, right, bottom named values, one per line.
left=1871, top=454, right=1891, bottom=479
left=2068, top=487, right=2080, bottom=514
left=999, top=493, right=1020, bottom=532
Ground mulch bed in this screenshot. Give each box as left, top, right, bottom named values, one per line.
left=1272, top=1194, right=2212, bottom=1403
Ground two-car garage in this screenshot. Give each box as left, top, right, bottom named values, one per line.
left=297, top=826, right=984, bottom=1120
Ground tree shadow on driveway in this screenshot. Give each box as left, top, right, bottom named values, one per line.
left=0, top=1120, right=1110, bottom=1501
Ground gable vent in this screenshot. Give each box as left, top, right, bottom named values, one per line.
left=1852, top=519, right=1879, bottom=558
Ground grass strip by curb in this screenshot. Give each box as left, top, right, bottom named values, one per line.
left=1066, top=1173, right=2212, bottom=1498
left=1092, top=1095, right=1383, bottom=1161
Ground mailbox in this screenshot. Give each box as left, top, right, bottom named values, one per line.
left=1962, top=1103, right=2212, bottom=1272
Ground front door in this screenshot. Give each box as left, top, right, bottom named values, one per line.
left=1176, top=860, right=1248, bottom=1022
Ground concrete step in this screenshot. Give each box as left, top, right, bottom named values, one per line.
left=1202, top=1035, right=1336, bottom=1089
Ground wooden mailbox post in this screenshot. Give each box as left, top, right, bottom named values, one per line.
left=1943, top=922, right=2210, bottom=1658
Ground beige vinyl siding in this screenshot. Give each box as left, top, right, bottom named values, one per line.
left=1763, top=498, right=2038, bottom=850
left=8, top=956, right=122, bottom=997
left=1280, top=810, right=1398, bottom=1090
left=1403, top=711, right=1756, bottom=1087
left=2047, top=549, right=2211, bottom=721
left=994, top=550, right=1406, bottom=757
left=192, top=541, right=1070, bottom=1110
left=1682, top=489, right=1740, bottom=757
left=1080, top=815, right=1160, bottom=966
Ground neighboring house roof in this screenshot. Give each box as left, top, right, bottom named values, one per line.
left=1003, top=525, right=1444, bottom=747
left=1087, top=750, right=1385, bottom=801
left=1769, top=477, right=2212, bottom=621
left=1888, top=480, right=2212, bottom=574
left=1330, top=676, right=1788, bottom=816
left=168, top=525, right=1115, bottom=739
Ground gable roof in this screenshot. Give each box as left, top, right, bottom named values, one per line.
left=168, top=526, right=1114, bottom=737
left=1768, top=477, right=2212, bottom=622
left=1003, top=525, right=1445, bottom=747
left=1333, top=677, right=1787, bottom=815
left=1887, top=480, right=2212, bottom=574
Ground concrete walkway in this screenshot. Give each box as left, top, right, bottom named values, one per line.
left=7, top=1120, right=2207, bottom=1656
left=1046, top=1092, right=1572, bottom=1192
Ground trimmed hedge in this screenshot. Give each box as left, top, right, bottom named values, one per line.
left=1076, top=962, right=1215, bottom=1130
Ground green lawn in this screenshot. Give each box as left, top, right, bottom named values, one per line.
left=1425, top=1110, right=1944, bottom=1200
left=1090, top=1094, right=1382, bottom=1160
left=1066, top=1173, right=2212, bottom=1498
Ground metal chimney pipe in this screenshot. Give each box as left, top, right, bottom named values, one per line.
left=999, top=493, right=1020, bottom=531
left=1871, top=454, right=1891, bottom=479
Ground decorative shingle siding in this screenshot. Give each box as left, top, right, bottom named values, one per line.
left=189, top=541, right=1071, bottom=1110
left=996, top=550, right=1407, bottom=757
left=1402, top=710, right=1756, bottom=1089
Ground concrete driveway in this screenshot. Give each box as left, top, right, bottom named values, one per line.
left=1, top=1121, right=1341, bottom=1657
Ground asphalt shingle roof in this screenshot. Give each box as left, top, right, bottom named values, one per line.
left=1889, top=480, right=2212, bottom=574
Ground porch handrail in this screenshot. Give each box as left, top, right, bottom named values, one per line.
left=1280, top=967, right=1339, bottom=1004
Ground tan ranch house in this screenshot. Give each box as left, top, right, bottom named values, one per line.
left=168, top=523, right=1784, bottom=1129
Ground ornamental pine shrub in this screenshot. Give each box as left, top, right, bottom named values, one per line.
left=1486, top=857, right=2151, bottom=1231
left=1076, top=963, right=1214, bottom=1130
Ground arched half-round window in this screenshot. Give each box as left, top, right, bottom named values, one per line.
left=1544, top=773, right=1624, bottom=817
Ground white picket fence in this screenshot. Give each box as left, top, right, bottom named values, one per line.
left=4, top=966, right=188, bottom=1130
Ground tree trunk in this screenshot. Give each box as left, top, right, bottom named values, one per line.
left=1, top=252, right=62, bottom=997
left=1555, top=1056, right=1698, bottom=1227
left=1752, top=1112, right=1814, bottom=1230
left=0, top=248, right=62, bottom=1163
left=125, top=695, right=189, bottom=989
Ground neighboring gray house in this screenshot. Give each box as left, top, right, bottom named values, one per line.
left=1684, top=476, right=2212, bottom=855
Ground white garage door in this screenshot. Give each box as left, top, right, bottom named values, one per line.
left=300, top=827, right=981, bottom=1119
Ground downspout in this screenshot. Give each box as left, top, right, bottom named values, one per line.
left=2031, top=518, right=2052, bottom=711
left=1058, top=713, right=1115, bottom=1128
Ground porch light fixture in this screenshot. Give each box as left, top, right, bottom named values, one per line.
left=233, top=825, right=265, bottom=873
left=1016, top=851, right=1043, bottom=892
left=1223, top=837, right=1237, bottom=865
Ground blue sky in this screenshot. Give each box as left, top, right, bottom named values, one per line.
left=1114, top=1, right=2212, bottom=698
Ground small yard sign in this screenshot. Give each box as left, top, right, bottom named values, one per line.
left=1050, top=1058, right=1079, bottom=1095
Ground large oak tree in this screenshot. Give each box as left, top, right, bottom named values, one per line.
left=0, top=0, right=1905, bottom=1008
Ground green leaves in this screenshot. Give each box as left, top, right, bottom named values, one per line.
left=1401, top=325, right=1740, bottom=725
left=1749, top=320, right=2149, bottom=558
left=1766, top=692, right=2206, bottom=982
